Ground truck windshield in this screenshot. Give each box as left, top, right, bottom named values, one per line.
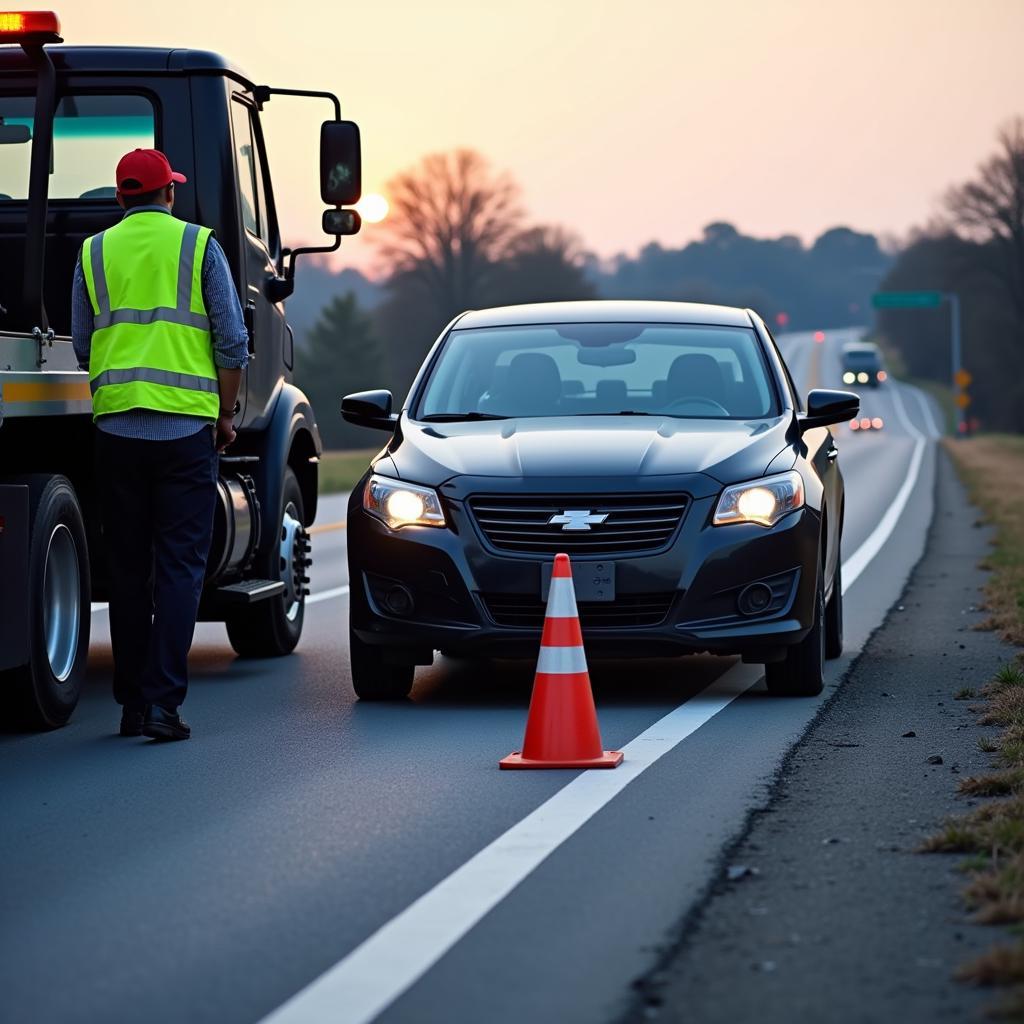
left=416, top=323, right=779, bottom=420
left=0, top=94, right=154, bottom=201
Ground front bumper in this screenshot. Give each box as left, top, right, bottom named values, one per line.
left=347, top=478, right=822, bottom=662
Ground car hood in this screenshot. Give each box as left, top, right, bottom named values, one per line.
left=385, top=415, right=796, bottom=495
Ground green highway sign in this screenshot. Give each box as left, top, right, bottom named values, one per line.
left=872, top=291, right=943, bottom=309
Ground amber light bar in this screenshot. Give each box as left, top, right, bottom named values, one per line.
left=0, top=10, right=61, bottom=39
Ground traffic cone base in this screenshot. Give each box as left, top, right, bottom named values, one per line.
left=500, top=552, right=622, bottom=771
left=499, top=749, right=623, bottom=770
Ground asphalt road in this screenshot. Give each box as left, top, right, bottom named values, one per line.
left=0, top=328, right=943, bottom=1024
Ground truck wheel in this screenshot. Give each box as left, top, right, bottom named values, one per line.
left=764, top=564, right=825, bottom=697
left=2, top=475, right=90, bottom=728
left=349, top=626, right=414, bottom=700
left=226, top=467, right=308, bottom=657
left=824, top=559, right=843, bottom=659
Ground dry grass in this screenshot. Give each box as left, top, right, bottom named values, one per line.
left=945, top=436, right=1024, bottom=649
left=958, top=944, right=1024, bottom=987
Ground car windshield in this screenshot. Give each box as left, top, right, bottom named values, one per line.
left=416, top=322, right=778, bottom=420
left=844, top=350, right=880, bottom=366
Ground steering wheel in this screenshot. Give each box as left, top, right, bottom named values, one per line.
left=663, top=396, right=730, bottom=416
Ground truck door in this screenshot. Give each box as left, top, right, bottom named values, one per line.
left=228, top=95, right=286, bottom=426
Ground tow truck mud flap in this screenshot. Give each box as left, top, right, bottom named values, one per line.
left=0, top=484, right=30, bottom=670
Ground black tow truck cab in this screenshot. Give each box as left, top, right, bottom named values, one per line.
left=0, top=11, right=361, bottom=727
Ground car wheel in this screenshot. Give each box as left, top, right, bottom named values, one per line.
left=349, top=625, right=414, bottom=700
left=824, top=558, right=843, bottom=660
left=1, top=474, right=91, bottom=729
left=226, top=468, right=309, bottom=657
left=765, top=564, right=825, bottom=697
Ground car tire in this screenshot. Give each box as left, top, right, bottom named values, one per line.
left=1, top=474, right=91, bottom=729
left=226, top=468, right=308, bottom=658
left=765, top=564, right=825, bottom=697
left=824, top=558, right=843, bottom=660
left=349, top=625, right=415, bottom=700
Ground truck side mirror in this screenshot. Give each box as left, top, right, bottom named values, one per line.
left=798, top=389, right=860, bottom=431
left=342, top=390, right=398, bottom=431
left=323, top=208, right=361, bottom=236
left=320, top=121, right=361, bottom=206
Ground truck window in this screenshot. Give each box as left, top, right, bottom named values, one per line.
left=230, top=98, right=268, bottom=245
left=0, top=94, right=154, bottom=200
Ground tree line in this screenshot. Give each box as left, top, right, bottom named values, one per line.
left=297, top=127, right=1024, bottom=447
left=876, top=118, right=1024, bottom=432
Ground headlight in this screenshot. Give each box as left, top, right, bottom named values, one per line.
left=857, top=371, right=869, bottom=383
left=713, top=470, right=805, bottom=528
left=363, top=474, right=446, bottom=530
left=842, top=371, right=855, bottom=384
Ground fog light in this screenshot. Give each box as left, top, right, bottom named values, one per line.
left=737, top=582, right=773, bottom=616
left=384, top=585, right=415, bottom=616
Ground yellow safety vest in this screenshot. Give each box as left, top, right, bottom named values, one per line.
left=81, top=212, right=219, bottom=420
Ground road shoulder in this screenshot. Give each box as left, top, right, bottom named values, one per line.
left=630, top=450, right=1008, bottom=1023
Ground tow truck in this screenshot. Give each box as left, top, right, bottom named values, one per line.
left=0, top=11, right=362, bottom=727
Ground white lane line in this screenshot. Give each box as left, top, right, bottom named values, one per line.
left=841, top=383, right=925, bottom=593
left=90, top=584, right=350, bottom=616
left=259, top=386, right=935, bottom=1024
left=307, top=585, right=350, bottom=605
left=260, top=662, right=764, bottom=1024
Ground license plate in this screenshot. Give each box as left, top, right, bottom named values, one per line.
left=541, top=561, right=615, bottom=603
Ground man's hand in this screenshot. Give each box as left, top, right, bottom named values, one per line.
left=215, top=414, right=237, bottom=452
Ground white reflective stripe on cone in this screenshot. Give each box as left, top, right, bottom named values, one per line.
left=536, top=645, right=589, bottom=675
left=545, top=577, right=579, bottom=618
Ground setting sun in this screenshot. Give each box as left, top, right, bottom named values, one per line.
left=357, top=193, right=389, bottom=223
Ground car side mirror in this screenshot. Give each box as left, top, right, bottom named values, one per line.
left=342, top=390, right=398, bottom=431
left=320, top=120, right=361, bottom=206
left=799, top=389, right=860, bottom=431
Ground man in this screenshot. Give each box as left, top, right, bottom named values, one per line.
left=72, top=148, right=248, bottom=741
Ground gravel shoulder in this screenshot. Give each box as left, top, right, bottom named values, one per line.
left=630, top=450, right=1010, bottom=1023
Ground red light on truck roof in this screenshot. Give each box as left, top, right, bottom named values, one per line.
left=0, top=11, right=61, bottom=39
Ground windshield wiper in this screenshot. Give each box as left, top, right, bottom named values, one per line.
left=418, top=412, right=510, bottom=422
left=578, top=410, right=658, bottom=416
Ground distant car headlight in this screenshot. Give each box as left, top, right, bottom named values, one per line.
left=363, top=474, right=446, bottom=530
left=842, top=371, right=856, bottom=384
left=857, top=371, right=869, bottom=383
left=713, top=470, right=805, bottom=528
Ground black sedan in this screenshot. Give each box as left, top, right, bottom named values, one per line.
left=341, top=301, right=859, bottom=700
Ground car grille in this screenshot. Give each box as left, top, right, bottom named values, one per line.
left=483, top=592, right=676, bottom=630
left=467, top=493, right=689, bottom=555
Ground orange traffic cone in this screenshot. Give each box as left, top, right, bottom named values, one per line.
left=500, top=553, right=623, bottom=770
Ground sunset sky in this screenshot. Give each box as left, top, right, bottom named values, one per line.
left=59, top=0, right=1024, bottom=271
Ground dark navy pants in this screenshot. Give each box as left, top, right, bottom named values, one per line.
left=96, top=426, right=218, bottom=711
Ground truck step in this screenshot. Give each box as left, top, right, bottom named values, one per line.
left=215, top=579, right=287, bottom=604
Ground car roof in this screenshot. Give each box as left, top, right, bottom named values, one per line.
left=454, top=300, right=754, bottom=330
left=841, top=341, right=879, bottom=353
left=0, top=46, right=251, bottom=83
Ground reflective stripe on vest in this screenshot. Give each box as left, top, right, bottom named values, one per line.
left=89, top=367, right=220, bottom=396
left=82, top=214, right=219, bottom=420
left=88, top=223, right=211, bottom=333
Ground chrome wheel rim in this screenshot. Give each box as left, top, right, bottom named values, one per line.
left=43, top=524, right=80, bottom=682
left=280, top=502, right=303, bottom=622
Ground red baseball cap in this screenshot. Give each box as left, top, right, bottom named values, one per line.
left=115, top=149, right=187, bottom=195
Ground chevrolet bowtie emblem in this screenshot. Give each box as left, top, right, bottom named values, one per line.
left=548, top=509, right=609, bottom=531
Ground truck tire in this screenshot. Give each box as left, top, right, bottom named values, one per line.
left=226, top=467, right=308, bottom=657
left=349, top=625, right=415, bottom=700
left=764, top=563, right=825, bottom=697
left=1, top=475, right=90, bottom=728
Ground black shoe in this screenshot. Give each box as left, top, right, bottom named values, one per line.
left=119, top=704, right=146, bottom=737
left=143, top=705, right=191, bottom=742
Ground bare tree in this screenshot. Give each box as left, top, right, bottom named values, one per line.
left=945, top=117, right=1024, bottom=318
left=375, top=149, right=523, bottom=317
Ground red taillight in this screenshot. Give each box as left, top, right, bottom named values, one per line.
left=813, top=330, right=825, bottom=343
left=0, top=11, right=61, bottom=39
left=859, top=417, right=871, bottom=430
left=849, top=419, right=860, bottom=431
left=872, top=417, right=884, bottom=430
left=877, top=370, right=888, bottom=382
